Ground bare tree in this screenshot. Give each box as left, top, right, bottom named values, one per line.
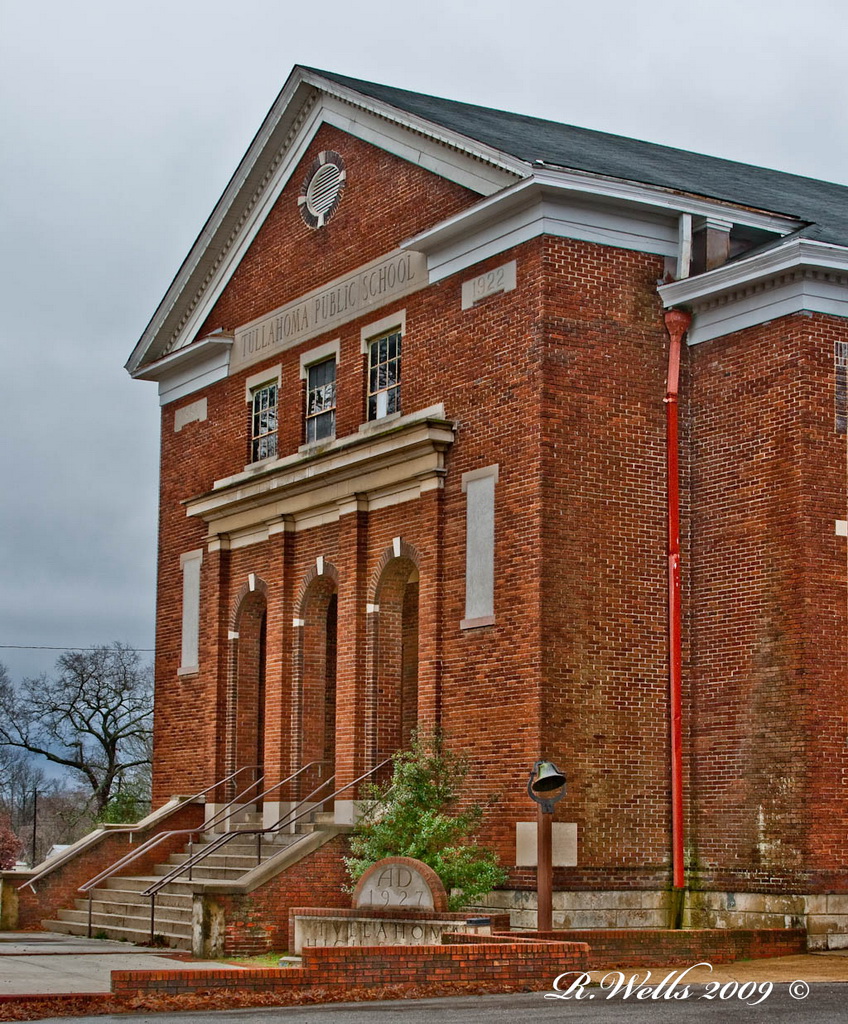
left=0, top=743, right=45, bottom=831
left=0, top=747, right=92, bottom=865
left=0, top=645, right=153, bottom=816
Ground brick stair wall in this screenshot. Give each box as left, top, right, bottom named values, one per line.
left=41, top=822, right=307, bottom=949
left=10, top=801, right=205, bottom=931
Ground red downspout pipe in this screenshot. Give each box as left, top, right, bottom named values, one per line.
left=663, top=308, right=691, bottom=895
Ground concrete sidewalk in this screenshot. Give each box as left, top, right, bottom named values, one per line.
left=0, top=932, right=246, bottom=996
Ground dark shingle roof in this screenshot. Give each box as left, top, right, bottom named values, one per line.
left=309, top=67, right=848, bottom=247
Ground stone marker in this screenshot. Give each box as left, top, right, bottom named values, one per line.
left=352, top=856, right=448, bottom=913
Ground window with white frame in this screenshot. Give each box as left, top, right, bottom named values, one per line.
left=305, top=357, right=336, bottom=443
left=250, top=380, right=278, bottom=462
left=367, top=330, right=402, bottom=420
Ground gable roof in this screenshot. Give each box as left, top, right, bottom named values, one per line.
left=128, top=65, right=848, bottom=377
left=309, top=68, right=848, bottom=248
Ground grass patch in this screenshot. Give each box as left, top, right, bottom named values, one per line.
left=224, top=951, right=291, bottom=968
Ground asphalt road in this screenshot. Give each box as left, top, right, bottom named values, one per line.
left=34, top=984, right=848, bottom=1024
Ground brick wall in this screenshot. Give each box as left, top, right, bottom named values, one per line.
left=537, top=236, right=671, bottom=889
left=686, top=313, right=848, bottom=893
left=112, top=938, right=589, bottom=999
left=508, top=928, right=806, bottom=967
left=149, top=117, right=848, bottom=910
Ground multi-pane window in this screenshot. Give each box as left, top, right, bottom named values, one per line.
left=305, top=357, right=336, bottom=443
left=836, top=341, right=847, bottom=434
left=368, top=330, right=401, bottom=420
left=250, top=381, right=278, bottom=461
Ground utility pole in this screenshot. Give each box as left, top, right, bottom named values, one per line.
left=30, top=787, right=38, bottom=867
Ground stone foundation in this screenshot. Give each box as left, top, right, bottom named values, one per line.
left=474, top=889, right=848, bottom=949
left=686, top=892, right=848, bottom=951
left=474, top=888, right=672, bottom=930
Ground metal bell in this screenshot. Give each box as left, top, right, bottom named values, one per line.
left=530, top=760, right=566, bottom=795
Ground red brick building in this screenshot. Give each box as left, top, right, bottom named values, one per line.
left=126, top=67, right=848, bottom=944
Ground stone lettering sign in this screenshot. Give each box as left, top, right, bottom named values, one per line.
left=294, top=916, right=457, bottom=953
left=461, top=260, right=517, bottom=309
left=230, top=249, right=428, bottom=373
left=352, top=856, right=448, bottom=913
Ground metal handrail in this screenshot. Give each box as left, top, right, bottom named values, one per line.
left=18, top=762, right=262, bottom=894
left=182, top=760, right=329, bottom=880
left=77, top=764, right=265, bottom=896
left=142, top=773, right=337, bottom=897
left=230, top=759, right=330, bottom=818
left=142, top=758, right=392, bottom=943
left=77, top=762, right=328, bottom=937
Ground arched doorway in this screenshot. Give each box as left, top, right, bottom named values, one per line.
left=229, top=588, right=268, bottom=799
left=299, top=574, right=338, bottom=794
left=370, top=557, right=419, bottom=762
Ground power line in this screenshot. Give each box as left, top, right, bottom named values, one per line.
left=0, top=645, right=155, bottom=652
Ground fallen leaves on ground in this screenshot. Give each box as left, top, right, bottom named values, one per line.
left=0, top=980, right=541, bottom=1020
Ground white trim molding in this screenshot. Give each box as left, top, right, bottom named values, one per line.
left=133, top=333, right=233, bottom=406
left=461, top=464, right=498, bottom=629
left=178, top=549, right=203, bottom=674
left=185, top=404, right=453, bottom=546
left=360, top=310, right=406, bottom=352
left=402, top=171, right=800, bottom=284
left=244, top=364, right=282, bottom=402
left=659, top=238, right=848, bottom=344
left=299, top=339, right=340, bottom=379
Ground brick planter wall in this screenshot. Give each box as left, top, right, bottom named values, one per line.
left=112, top=938, right=589, bottom=999
left=196, top=834, right=353, bottom=957
left=505, top=928, right=806, bottom=967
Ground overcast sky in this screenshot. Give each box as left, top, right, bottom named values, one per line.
left=1, top=0, right=846, bottom=684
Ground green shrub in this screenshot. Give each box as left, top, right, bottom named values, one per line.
left=345, top=733, right=506, bottom=911
left=96, top=789, right=148, bottom=825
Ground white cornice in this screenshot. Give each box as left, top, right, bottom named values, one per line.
left=658, top=238, right=848, bottom=344
left=659, top=238, right=848, bottom=306
left=405, top=169, right=801, bottom=250
left=132, top=333, right=234, bottom=405
left=402, top=171, right=802, bottom=282
left=297, top=68, right=528, bottom=180
left=132, top=332, right=233, bottom=381
left=186, top=405, right=454, bottom=542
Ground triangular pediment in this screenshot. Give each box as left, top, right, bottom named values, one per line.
left=126, top=66, right=526, bottom=376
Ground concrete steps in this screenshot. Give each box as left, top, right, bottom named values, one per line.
left=42, top=812, right=323, bottom=950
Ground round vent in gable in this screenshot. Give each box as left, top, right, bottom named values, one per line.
left=298, top=151, right=346, bottom=228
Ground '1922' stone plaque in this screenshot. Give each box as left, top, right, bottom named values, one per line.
left=352, top=856, right=448, bottom=912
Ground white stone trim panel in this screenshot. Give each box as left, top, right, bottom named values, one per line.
left=174, top=398, right=208, bottom=432
left=461, top=465, right=498, bottom=628
left=178, top=549, right=203, bottom=674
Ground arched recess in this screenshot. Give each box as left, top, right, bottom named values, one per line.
left=367, top=543, right=421, bottom=765
left=227, top=578, right=269, bottom=799
left=294, top=563, right=340, bottom=795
